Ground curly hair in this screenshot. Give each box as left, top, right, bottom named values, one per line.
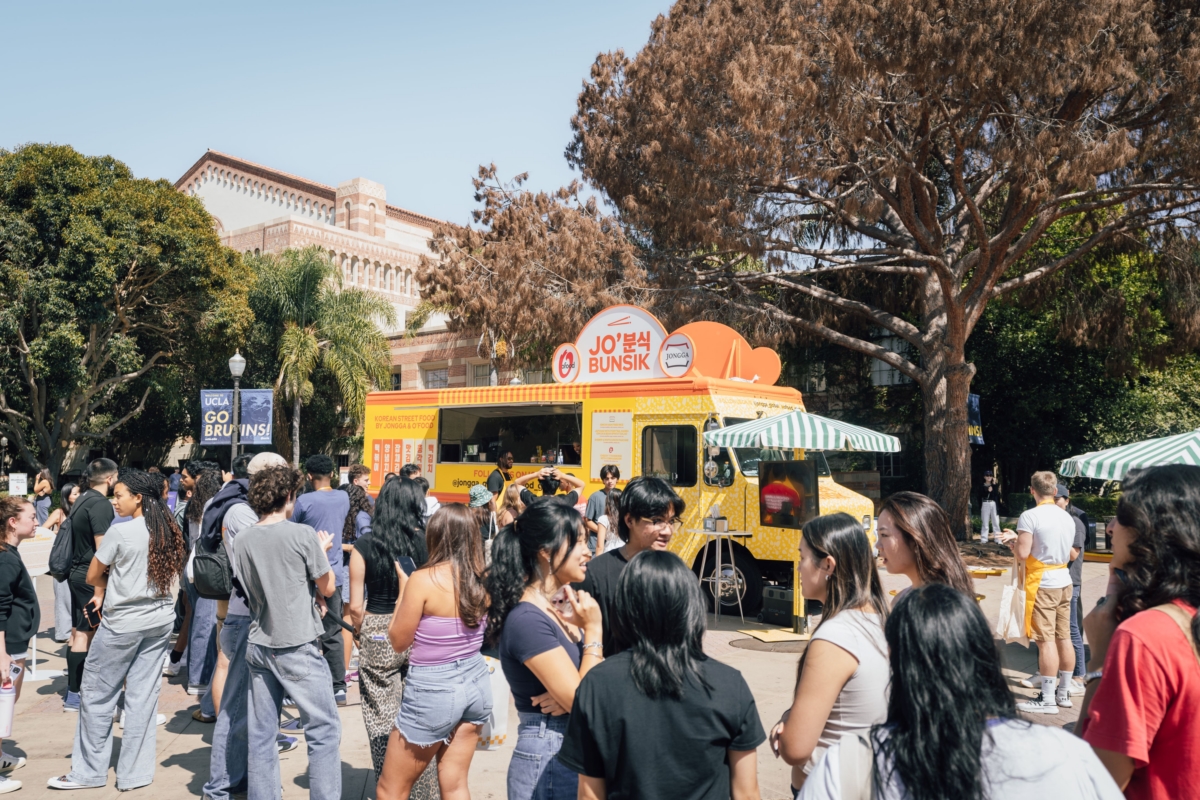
left=186, top=468, right=223, bottom=525
left=117, top=469, right=186, bottom=596
left=1115, top=464, right=1200, bottom=658
left=248, top=466, right=303, bottom=516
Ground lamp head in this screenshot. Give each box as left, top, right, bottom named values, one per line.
left=228, top=350, right=247, bottom=378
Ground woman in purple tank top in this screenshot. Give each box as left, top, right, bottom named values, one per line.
left=377, top=504, right=491, bottom=800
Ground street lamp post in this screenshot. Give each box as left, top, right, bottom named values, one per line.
left=0, top=437, right=6, bottom=478
left=229, top=351, right=247, bottom=464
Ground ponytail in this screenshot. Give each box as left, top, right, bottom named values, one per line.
left=117, top=469, right=186, bottom=596
left=485, top=500, right=583, bottom=645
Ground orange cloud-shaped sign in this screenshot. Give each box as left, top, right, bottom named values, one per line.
left=670, top=321, right=782, bottom=385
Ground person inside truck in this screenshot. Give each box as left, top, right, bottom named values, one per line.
left=513, top=468, right=586, bottom=509
left=563, top=441, right=583, bottom=465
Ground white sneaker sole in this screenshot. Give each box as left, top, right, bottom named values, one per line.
left=0, top=779, right=20, bottom=794
left=1018, top=703, right=1060, bottom=715
left=1018, top=674, right=1041, bottom=689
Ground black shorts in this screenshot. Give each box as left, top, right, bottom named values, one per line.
left=68, top=573, right=97, bottom=630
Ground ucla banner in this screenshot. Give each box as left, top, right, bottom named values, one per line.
left=200, top=389, right=274, bottom=445
left=967, top=393, right=984, bottom=445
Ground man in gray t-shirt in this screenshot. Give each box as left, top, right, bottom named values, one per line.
left=584, top=465, right=620, bottom=553
left=233, top=520, right=330, bottom=648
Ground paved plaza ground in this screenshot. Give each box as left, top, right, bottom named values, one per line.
left=6, top=559, right=1108, bottom=799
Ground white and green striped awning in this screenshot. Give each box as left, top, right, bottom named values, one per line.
left=1059, top=429, right=1200, bottom=480
left=703, top=411, right=901, bottom=452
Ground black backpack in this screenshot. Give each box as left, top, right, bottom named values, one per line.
left=49, top=493, right=106, bottom=581
left=192, top=534, right=233, bottom=600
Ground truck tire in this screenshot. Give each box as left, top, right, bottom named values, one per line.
left=695, top=545, right=764, bottom=616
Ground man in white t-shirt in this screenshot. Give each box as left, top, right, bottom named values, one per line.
left=999, top=470, right=1076, bottom=714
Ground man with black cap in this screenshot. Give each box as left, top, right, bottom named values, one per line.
left=1055, top=483, right=1089, bottom=696
left=979, top=468, right=1001, bottom=543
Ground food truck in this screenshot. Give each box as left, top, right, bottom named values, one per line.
left=363, top=306, right=875, bottom=616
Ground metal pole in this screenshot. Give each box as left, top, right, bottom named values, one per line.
left=231, top=376, right=241, bottom=462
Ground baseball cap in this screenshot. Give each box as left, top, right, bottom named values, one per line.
left=984, top=469, right=993, bottom=476
left=247, top=452, right=288, bottom=475
left=468, top=484, right=491, bottom=508
left=1055, top=483, right=1070, bottom=499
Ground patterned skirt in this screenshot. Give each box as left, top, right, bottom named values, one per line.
left=359, top=613, right=440, bottom=798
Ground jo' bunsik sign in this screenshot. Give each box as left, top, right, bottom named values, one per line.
left=200, top=389, right=274, bottom=445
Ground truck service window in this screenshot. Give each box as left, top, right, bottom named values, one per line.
left=438, top=404, right=583, bottom=464
left=642, top=425, right=698, bottom=487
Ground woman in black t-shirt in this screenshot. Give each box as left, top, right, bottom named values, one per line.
left=0, top=496, right=42, bottom=786
left=558, top=550, right=765, bottom=800
left=485, top=501, right=603, bottom=800
left=346, top=477, right=437, bottom=796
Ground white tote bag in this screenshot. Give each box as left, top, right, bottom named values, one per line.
left=994, top=562, right=1028, bottom=645
left=476, top=655, right=510, bottom=750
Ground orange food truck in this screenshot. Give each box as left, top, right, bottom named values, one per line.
left=363, top=306, right=875, bottom=618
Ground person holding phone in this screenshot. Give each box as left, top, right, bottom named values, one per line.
left=48, top=469, right=187, bottom=791
left=0, top=496, right=43, bottom=791
left=378, top=504, right=491, bottom=800
left=347, top=477, right=436, bottom=794
left=486, top=500, right=602, bottom=800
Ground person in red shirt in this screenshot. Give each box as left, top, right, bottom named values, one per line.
left=1077, top=464, right=1200, bottom=800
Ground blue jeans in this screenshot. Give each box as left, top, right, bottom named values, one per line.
left=246, top=641, right=341, bottom=800
left=68, top=622, right=173, bottom=790
left=186, top=578, right=218, bottom=687
left=1070, top=583, right=1085, bottom=678
left=508, top=712, right=577, bottom=800
left=204, top=614, right=250, bottom=800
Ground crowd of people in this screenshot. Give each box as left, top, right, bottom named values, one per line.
left=0, top=453, right=1190, bottom=799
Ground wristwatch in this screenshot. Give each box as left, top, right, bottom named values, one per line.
left=1085, top=669, right=1104, bottom=685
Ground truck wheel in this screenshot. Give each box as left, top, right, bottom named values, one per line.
left=695, top=545, right=764, bottom=616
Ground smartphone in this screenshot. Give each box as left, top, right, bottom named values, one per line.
left=84, top=601, right=102, bottom=629
left=550, top=587, right=575, bottom=620
left=7, top=664, right=20, bottom=680
left=396, top=556, right=417, bottom=576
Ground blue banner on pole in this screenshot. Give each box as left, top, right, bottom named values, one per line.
left=968, top=393, right=984, bottom=445
left=200, top=389, right=274, bottom=445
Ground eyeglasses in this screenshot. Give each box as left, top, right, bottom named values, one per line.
left=638, top=516, right=682, bottom=531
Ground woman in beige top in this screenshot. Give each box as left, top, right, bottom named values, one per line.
left=770, top=512, right=890, bottom=796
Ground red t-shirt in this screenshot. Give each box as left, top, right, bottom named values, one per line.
left=1080, top=600, right=1200, bottom=800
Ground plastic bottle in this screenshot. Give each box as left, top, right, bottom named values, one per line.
left=0, top=684, right=16, bottom=737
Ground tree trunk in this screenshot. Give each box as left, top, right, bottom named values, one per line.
left=921, top=359, right=976, bottom=540
left=292, top=394, right=302, bottom=468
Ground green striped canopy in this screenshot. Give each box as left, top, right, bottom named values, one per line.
left=703, top=411, right=901, bottom=452
left=1059, top=429, right=1200, bottom=480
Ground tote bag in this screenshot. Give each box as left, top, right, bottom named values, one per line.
left=476, top=655, right=511, bottom=750
left=994, top=562, right=1028, bottom=645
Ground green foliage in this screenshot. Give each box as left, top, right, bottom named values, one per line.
left=1070, top=493, right=1120, bottom=519
left=247, top=246, right=395, bottom=462
left=0, top=143, right=250, bottom=474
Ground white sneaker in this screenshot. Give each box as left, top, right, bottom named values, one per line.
left=1018, top=673, right=1042, bottom=689
left=163, top=656, right=182, bottom=677
left=1067, top=679, right=1087, bottom=696
left=117, top=711, right=167, bottom=727
left=0, top=775, right=20, bottom=794
left=47, top=774, right=101, bottom=789
left=1055, top=690, right=1073, bottom=708
left=0, top=752, right=24, bottom=771
left=186, top=684, right=208, bottom=696
left=1017, top=692, right=1060, bottom=715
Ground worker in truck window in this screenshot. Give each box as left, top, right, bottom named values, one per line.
left=514, top=468, right=586, bottom=509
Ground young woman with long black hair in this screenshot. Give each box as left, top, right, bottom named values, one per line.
left=799, top=583, right=1121, bottom=800
left=1079, top=464, right=1200, bottom=799
left=771, top=512, right=890, bottom=794
left=487, top=500, right=603, bottom=800
left=559, top=550, right=764, bottom=800
left=0, top=496, right=42, bottom=791
left=378, top=504, right=491, bottom=800
left=339, top=482, right=374, bottom=678
left=875, top=492, right=976, bottom=598
left=49, top=469, right=187, bottom=791
left=33, top=469, right=54, bottom=527
left=347, top=477, right=436, bottom=796
left=177, top=467, right=222, bottom=697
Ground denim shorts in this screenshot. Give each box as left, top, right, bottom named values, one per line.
left=396, top=654, right=492, bottom=746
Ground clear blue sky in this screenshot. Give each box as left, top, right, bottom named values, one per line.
left=0, top=0, right=669, bottom=223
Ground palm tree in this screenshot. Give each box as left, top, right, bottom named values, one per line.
left=250, top=246, right=396, bottom=465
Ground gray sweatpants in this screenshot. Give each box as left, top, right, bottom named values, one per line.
left=67, top=622, right=173, bottom=790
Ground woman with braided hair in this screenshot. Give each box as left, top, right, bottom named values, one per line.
left=48, top=469, right=186, bottom=792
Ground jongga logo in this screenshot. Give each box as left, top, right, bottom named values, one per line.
left=659, top=332, right=695, bottom=377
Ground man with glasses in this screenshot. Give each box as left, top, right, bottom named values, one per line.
left=575, top=476, right=685, bottom=656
